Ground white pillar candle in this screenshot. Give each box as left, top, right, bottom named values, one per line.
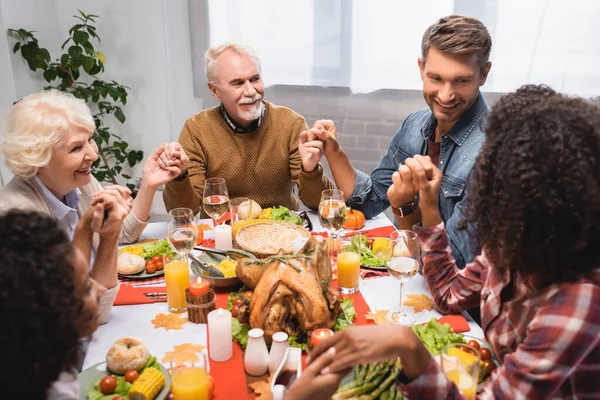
left=207, top=308, right=232, bottom=362
left=214, top=224, right=233, bottom=249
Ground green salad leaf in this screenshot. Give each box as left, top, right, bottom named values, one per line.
left=141, top=239, right=176, bottom=260
left=270, top=206, right=302, bottom=225
left=87, top=375, right=131, bottom=400
left=232, top=318, right=251, bottom=350
left=343, top=236, right=385, bottom=267
left=411, top=318, right=466, bottom=355
left=288, top=335, right=308, bottom=351
left=333, top=297, right=356, bottom=331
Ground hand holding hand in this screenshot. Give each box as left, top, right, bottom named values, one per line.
left=311, top=119, right=340, bottom=157
left=285, top=347, right=347, bottom=400
left=299, top=130, right=325, bottom=172
left=404, top=155, right=441, bottom=212
left=143, top=143, right=189, bottom=188
left=387, top=164, right=419, bottom=208
left=89, top=186, right=132, bottom=239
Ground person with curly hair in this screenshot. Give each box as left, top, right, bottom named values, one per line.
left=307, top=85, right=600, bottom=399
left=0, top=203, right=127, bottom=399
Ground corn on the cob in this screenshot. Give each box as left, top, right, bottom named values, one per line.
left=218, top=258, right=237, bottom=278
left=128, top=367, right=165, bottom=400
left=372, top=238, right=390, bottom=256
left=119, top=244, right=143, bottom=258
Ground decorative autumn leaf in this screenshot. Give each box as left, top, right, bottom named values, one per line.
left=173, top=343, right=205, bottom=353
left=162, top=350, right=200, bottom=366
left=404, top=294, right=434, bottom=313
left=198, top=224, right=212, bottom=231
left=151, top=313, right=188, bottom=330
left=249, top=374, right=274, bottom=400
left=162, top=343, right=207, bottom=367
left=366, top=309, right=390, bottom=325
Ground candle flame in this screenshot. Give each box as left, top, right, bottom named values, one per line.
left=218, top=307, right=223, bottom=316
left=197, top=277, right=202, bottom=284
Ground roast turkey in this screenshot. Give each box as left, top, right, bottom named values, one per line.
left=236, top=236, right=342, bottom=343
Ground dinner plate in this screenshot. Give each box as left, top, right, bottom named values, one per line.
left=192, top=252, right=242, bottom=288
left=118, top=269, right=165, bottom=280
left=78, top=361, right=171, bottom=400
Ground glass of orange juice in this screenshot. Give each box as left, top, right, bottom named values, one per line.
left=441, top=343, right=480, bottom=400
left=170, top=353, right=210, bottom=400
left=164, top=253, right=190, bottom=313
left=337, top=233, right=362, bottom=294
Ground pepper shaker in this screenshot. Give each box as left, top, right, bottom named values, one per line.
left=268, top=332, right=289, bottom=374
left=244, top=328, right=269, bottom=376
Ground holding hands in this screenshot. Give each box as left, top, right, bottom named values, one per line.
left=299, top=120, right=340, bottom=172
left=89, top=185, right=132, bottom=238
left=143, top=142, right=190, bottom=189
left=387, top=155, right=437, bottom=208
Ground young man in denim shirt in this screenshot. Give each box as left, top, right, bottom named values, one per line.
left=304, top=15, right=492, bottom=269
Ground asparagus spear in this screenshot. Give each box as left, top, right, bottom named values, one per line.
left=359, top=369, right=397, bottom=399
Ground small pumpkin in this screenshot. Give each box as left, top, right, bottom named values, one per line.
left=343, top=208, right=365, bottom=230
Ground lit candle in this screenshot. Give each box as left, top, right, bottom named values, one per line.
left=214, top=224, right=233, bottom=250
left=207, top=308, right=232, bottom=362
left=311, top=328, right=334, bottom=347
left=189, top=277, right=210, bottom=297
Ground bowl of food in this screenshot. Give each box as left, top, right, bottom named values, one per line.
left=190, top=251, right=246, bottom=288
left=236, top=221, right=311, bottom=258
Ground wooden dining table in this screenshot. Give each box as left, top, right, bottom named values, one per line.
left=81, top=211, right=484, bottom=399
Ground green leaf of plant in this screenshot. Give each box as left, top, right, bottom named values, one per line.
left=83, top=41, right=94, bottom=55
left=61, top=37, right=71, bottom=49
left=122, top=174, right=131, bottom=179
left=61, top=53, right=69, bottom=66
left=43, top=68, right=57, bottom=82
left=82, top=56, right=94, bottom=73
left=94, top=51, right=106, bottom=64
left=126, top=183, right=135, bottom=191
left=12, top=42, right=21, bottom=53
left=114, top=107, right=126, bottom=123
left=94, top=170, right=106, bottom=181
left=88, top=63, right=101, bottom=75
left=39, top=48, right=51, bottom=62
left=68, top=45, right=82, bottom=59
left=73, top=31, right=89, bottom=45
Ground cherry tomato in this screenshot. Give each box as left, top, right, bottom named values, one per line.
left=164, top=255, right=172, bottom=264
left=482, top=359, right=496, bottom=375
left=155, top=260, right=164, bottom=271
left=167, top=393, right=175, bottom=400
left=479, top=347, right=491, bottom=361
left=233, top=297, right=243, bottom=307
left=467, top=340, right=481, bottom=351
left=145, top=260, right=155, bottom=268
left=99, top=376, right=117, bottom=395
left=146, top=263, right=157, bottom=274
left=366, top=237, right=375, bottom=247
left=113, top=397, right=125, bottom=400
left=152, top=255, right=163, bottom=263
left=243, top=291, right=253, bottom=298
left=124, top=370, right=139, bottom=383
left=231, top=304, right=240, bottom=318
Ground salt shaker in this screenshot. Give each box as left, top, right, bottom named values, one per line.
left=244, top=328, right=269, bottom=376
left=268, top=332, right=289, bottom=374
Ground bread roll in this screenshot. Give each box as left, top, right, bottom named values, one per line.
left=118, top=253, right=145, bottom=275
left=106, top=337, right=150, bottom=374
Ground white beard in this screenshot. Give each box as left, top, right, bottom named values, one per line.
left=237, top=95, right=262, bottom=121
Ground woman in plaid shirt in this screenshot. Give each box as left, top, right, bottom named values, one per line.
left=305, top=85, right=600, bottom=400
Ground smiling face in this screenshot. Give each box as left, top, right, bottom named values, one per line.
left=72, top=247, right=104, bottom=337
left=419, top=47, right=491, bottom=132
left=37, top=126, right=99, bottom=199
left=208, top=49, right=265, bottom=128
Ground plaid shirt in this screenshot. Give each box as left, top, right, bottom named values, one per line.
left=399, top=222, right=600, bottom=399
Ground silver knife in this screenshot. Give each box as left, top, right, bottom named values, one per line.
left=188, top=252, right=225, bottom=278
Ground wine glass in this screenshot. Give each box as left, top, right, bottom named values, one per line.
left=386, top=229, right=420, bottom=325
left=203, top=177, right=230, bottom=226
left=318, top=189, right=347, bottom=259
left=167, top=207, right=198, bottom=261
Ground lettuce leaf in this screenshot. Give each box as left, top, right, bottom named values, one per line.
left=288, top=335, right=308, bottom=351
left=333, top=297, right=356, bottom=331
left=411, top=318, right=465, bottom=355
left=87, top=375, right=131, bottom=400
left=232, top=318, right=250, bottom=350
left=142, top=239, right=176, bottom=260
left=270, top=206, right=302, bottom=225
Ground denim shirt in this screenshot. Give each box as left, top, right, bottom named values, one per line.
left=348, top=93, right=490, bottom=268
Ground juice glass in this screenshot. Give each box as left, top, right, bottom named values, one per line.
left=441, top=343, right=480, bottom=400
left=337, top=251, right=360, bottom=294
left=165, top=254, right=190, bottom=313
left=170, top=354, right=209, bottom=400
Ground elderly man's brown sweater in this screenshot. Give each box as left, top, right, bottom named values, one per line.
left=163, top=101, right=333, bottom=215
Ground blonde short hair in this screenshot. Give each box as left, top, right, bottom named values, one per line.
left=1, top=90, right=95, bottom=178
left=204, top=43, right=261, bottom=83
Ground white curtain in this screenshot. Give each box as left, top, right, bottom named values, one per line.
left=204, top=0, right=600, bottom=97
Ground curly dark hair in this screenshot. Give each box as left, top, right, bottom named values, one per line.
left=463, top=85, right=600, bottom=285
left=0, top=210, right=84, bottom=398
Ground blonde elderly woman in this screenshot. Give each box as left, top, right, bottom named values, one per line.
left=0, top=90, right=189, bottom=322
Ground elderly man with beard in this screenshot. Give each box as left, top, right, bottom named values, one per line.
left=163, top=43, right=332, bottom=214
